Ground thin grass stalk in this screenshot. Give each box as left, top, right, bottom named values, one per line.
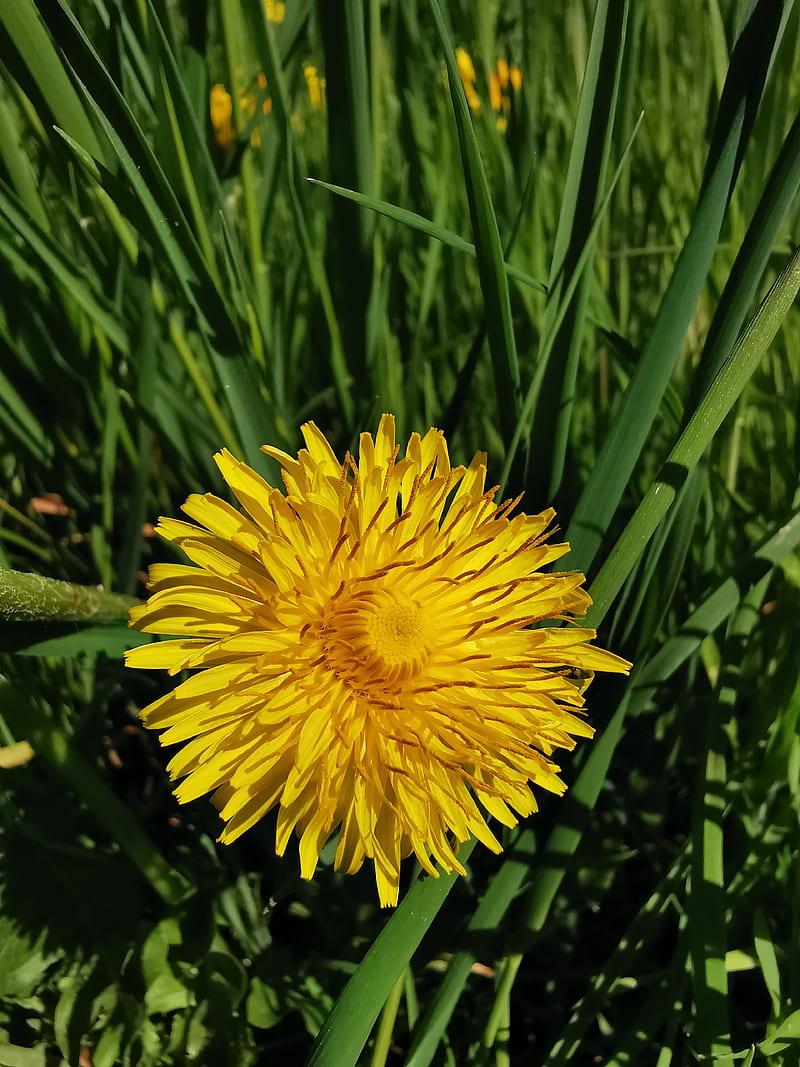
left=428, top=0, right=521, bottom=445
left=529, top=0, right=628, bottom=502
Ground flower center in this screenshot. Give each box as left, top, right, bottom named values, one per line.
left=320, top=585, right=430, bottom=692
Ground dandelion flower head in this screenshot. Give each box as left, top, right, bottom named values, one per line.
left=126, top=416, right=630, bottom=906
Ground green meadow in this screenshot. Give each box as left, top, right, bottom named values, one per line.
left=1, top=0, right=800, bottom=1063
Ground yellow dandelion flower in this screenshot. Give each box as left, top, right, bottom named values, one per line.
left=496, top=58, right=510, bottom=90
left=209, top=84, right=234, bottom=149
left=265, top=0, right=285, bottom=23
left=126, top=416, right=630, bottom=906
left=510, top=64, right=523, bottom=92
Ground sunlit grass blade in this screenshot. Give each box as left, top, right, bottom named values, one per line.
left=586, top=245, right=800, bottom=627
left=633, top=507, right=800, bottom=698
left=307, top=842, right=477, bottom=1067
left=116, top=280, right=158, bottom=596
left=245, top=3, right=354, bottom=425
left=478, top=501, right=800, bottom=1055
left=40, top=0, right=241, bottom=352
left=566, top=3, right=786, bottom=573
left=498, top=111, right=645, bottom=495
left=146, top=0, right=226, bottom=287
left=428, top=0, right=521, bottom=442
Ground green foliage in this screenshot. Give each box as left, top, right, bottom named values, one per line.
left=0, top=0, right=799, bottom=1064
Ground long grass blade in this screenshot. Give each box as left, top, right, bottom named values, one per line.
left=566, top=2, right=786, bottom=573
left=428, top=0, right=521, bottom=443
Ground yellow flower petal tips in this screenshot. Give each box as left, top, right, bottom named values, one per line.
left=126, top=416, right=630, bottom=906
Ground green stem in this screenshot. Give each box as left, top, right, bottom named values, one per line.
left=483, top=955, right=516, bottom=1059
left=370, top=971, right=405, bottom=1067
left=0, top=570, right=138, bottom=623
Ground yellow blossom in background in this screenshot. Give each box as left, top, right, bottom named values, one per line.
left=490, top=58, right=522, bottom=132
left=256, top=72, right=273, bottom=115
left=265, top=0, right=285, bottom=23
left=209, top=84, right=234, bottom=149
left=489, top=69, right=502, bottom=112
left=303, top=62, right=326, bottom=111
left=455, top=47, right=481, bottom=114
left=126, top=416, right=630, bottom=906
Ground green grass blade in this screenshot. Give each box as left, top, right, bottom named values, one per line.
left=246, top=4, right=354, bottom=425
left=483, top=505, right=800, bottom=1032
left=306, top=178, right=547, bottom=294
left=0, top=674, right=189, bottom=906
left=498, top=111, right=645, bottom=495
left=307, top=841, right=477, bottom=1067
left=690, top=104, right=800, bottom=401
left=0, top=182, right=127, bottom=351
left=530, top=0, right=629, bottom=501
left=428, top=0, right=521, bottom=442
left=0, top=0, right=106, bottom=162
left=544, top=848, right=688, bottom=1066
left=0, top=80, right=49, bottom=231
left=39, top=0, right=241, bottom=352
left=319, top=0, right=374, bottom=382
left=405, top=828, right=536, bottom=1067
left=566, top=3, right=786, bottom=573
left=586, top=245, right=800, bottom=628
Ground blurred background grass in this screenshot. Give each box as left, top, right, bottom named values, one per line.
left=1, top=0, right=800, bottom=1064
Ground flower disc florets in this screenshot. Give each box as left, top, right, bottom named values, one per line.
left=126, top=415, right=630, bottom=905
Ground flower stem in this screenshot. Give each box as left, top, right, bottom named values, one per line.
left=0, top=569, right=138, bottom=622
left=370, top=971, right=405, bottom=1067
